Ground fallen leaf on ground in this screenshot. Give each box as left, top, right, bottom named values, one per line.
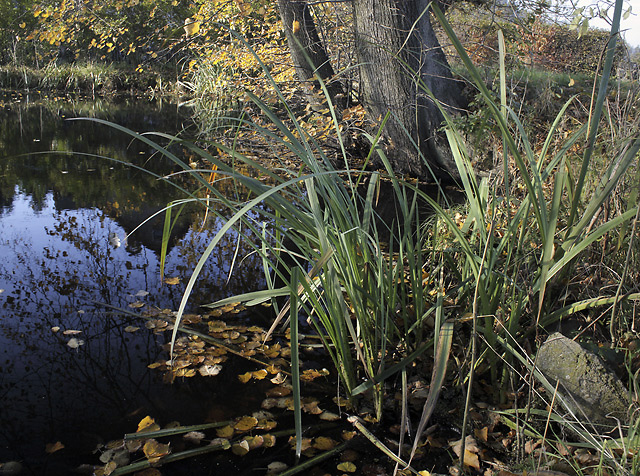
left=451, top=435, right=481, bottom=470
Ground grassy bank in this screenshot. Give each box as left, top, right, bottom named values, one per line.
left=0, top=63, right=179, bottom=96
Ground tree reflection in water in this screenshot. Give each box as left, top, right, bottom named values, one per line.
left=0, top=96, right=265, bottom=474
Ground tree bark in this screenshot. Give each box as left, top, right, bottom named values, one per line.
left=276, top=0, right=345, bottom=111
left=353, top=0, right=467, bottom=180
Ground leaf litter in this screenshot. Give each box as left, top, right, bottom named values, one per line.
left=95, top=303, right=586, bottom=476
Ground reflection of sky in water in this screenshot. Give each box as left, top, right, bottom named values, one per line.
left=0, top=186, right=266, bottom=473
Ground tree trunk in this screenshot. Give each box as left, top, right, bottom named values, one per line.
left=353, top=0, right=467, bottom=180
left=276, top=0, right=345, bottom=111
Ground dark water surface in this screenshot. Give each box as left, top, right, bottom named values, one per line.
left=0, top=92, right=265, bottom=474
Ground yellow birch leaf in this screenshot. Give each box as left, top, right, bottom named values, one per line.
left=142, top=439, right=170, bottom=463
left=238, top=371, right=252, bottom=383
left=337, top=461, right=357, bottom=472
left=262, top=434, right=276, bottom=447
left=234, top=416, right=258, bottom=431
left=231, top=440, right=249, bottom=456
left=216, top=425, right=234, bottom=438
left=137, top=416, right=160, bottom=433
left=252, top=369, right=268, bottom=380
left=313, top=436, right=337, bottom=450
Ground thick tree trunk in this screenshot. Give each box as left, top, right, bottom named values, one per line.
left=276, top=0, right=344, bottom=111
left=353, top=0, right=467, bottom=180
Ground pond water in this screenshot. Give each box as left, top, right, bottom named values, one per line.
left=0, top=92, right=267, bottom=474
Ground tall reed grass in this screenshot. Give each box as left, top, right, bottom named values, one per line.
left=93, top=2, right=639, bottom=471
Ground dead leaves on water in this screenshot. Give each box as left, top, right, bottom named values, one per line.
left=91, top=412, right=282, bottom=475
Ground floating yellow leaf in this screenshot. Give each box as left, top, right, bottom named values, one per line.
left=301, top=398, right=322, bottom=414
left=124, top=326, right=140, bottom=333
left=255, top=419, right=277, bottom=431
left=164, top=277, right=180, bottom=285
left=234, top=416, right=258, bottom=432
left=174, top=368, right=196, bottom=377
left=238, top=372, right=252, bottom=383
left=45, top=441, right=64, bottom=453
left=208, top=320, right=229, bottom=332
left=216, top=425, right=234, bottom=438
left=252, top=369, right=268, bottom=380
left=103, top=461, right=117, bottom=475
left=337, top=461, right=357, bottom=472
left=245, top=435, right=264, bottom=450
left=288, top=436, right=312, bottom=452
left=341, top=430, right=356, bottom=441
left=171, top=357, right=191, bottom=369
left=266, top=386, right=291, bottom=397
left=210, top=437, right=231, bottom=450
left=137, top=416, right=160, bottom=433
left=231, top=440, right=250, bottom=456
left=313, top=436, right=337, bottom=450
left=62, top=329, right=82, bottom=335
left=143, top=439, right=170, bottom=463
left=128, top=301, right=145, bottom=309
left=263, top=434, right=277, bottom=448
left=300, top=368, right=329, bottom=381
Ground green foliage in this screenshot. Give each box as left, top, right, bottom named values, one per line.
left=433, top=4, right=639, bottom=472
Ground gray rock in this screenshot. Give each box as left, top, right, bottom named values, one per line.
left=536, top=332, right=630, bottom=432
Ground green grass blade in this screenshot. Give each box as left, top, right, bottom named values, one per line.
left=290, top=268, right=303, bottom=460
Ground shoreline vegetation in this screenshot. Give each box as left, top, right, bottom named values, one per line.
left=0, top=63, right=180, bottom=97
left=2, top=1, right=640, bottom=475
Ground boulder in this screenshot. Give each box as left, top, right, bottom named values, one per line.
left=536, top=332, right=630, bottom=432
